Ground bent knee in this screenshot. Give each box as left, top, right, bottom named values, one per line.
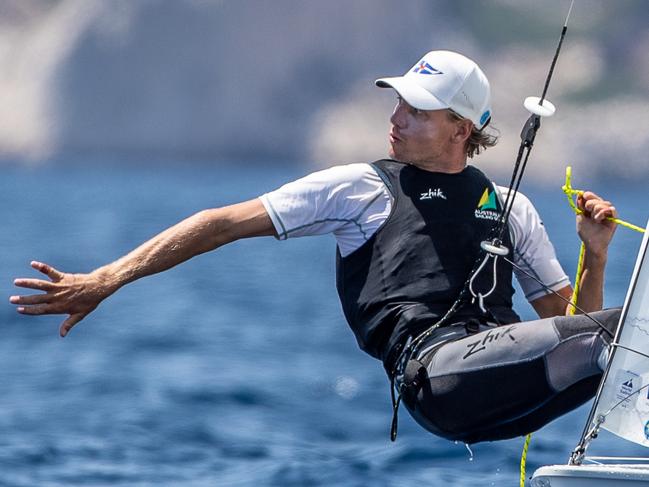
left=553, top=307, right=621, bottom=343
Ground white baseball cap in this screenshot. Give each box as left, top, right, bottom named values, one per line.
left=376, top=50, right=492, bottom=130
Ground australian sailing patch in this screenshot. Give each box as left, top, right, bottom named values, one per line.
left=474, top=187, right=499, bottom=221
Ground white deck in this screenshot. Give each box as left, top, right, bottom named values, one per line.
left=531, top=464, right=649, bottom=486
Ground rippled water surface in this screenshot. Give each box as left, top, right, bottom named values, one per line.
left=1, top=161, right=648, bottom=486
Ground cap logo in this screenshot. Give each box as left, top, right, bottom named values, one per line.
left=412, top=60, right=443, bottom=75
left=480, top=110, right=491, bottom=126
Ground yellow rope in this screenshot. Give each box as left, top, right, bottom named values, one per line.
left=520, top=433, right=532, bottom=487
left=519, top=166, right=643, bottom=486
left=569, top=243, right=586, bottom=315
left=562, top=166, right=645, bottom=234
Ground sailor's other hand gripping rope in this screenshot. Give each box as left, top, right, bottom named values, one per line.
left=562, top=165, right=644, bottom=314
left=563, top=166, right=645, bottom=234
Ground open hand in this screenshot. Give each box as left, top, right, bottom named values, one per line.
left=10, top=261, right=112, bottom=337
left=576, top=191, right=618, bottom=256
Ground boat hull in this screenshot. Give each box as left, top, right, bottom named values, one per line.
left=531, top=464, right=649, bottom=486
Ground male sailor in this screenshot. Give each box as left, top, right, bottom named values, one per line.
left=10, top=50, right=620, bottom=443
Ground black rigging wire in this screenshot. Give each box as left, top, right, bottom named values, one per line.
left=493, top=1, right=573, bottom=244
left=502, top=255, right=613, bottom=338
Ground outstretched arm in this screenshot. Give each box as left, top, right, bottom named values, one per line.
left=531, top=191, right=617, bottom=318
left=10, top=198, right=276, bottom=336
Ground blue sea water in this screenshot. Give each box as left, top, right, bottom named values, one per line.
left=1, top=160, right=648, bottom=486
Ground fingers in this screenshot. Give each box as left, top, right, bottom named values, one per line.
left=581, top=190, right=600, bottom=200
left=14, top=261, right=65, bottom=290
left=588, top=200, right=617, bottom=222
left=14, top=303, right=53, bottom=315
left=31, top=261, right=64, bottom=282
left=60, top=313, right=85, bottom=337
left=13, top=278, right=56, bottom=291
left=595, top=204, right=617, bottom=222
left=12, top=262, right=90, bottom=336
left=9, top=293, right=52, bottom=305
left=577, top=191, right=599, bottom=210
left=13, top=262, right=63, bottom=292
left=577, top=191, right=617, bottom=222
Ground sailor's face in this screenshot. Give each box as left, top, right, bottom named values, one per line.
left=388, top=97, right=457, bottom=166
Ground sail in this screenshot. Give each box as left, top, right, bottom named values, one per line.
left=593, top=219, right=649, bottom=446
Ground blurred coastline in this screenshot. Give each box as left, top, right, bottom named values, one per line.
left=1, top=0, right=649, bottom=184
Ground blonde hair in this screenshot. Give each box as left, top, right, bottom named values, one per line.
left=447, top=110, right=499, bottom=159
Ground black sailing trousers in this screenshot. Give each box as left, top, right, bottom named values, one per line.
left=400, top=308, right=621, bottom=444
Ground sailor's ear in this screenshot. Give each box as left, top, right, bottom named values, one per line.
left=452, top=118, right=473, bottom=144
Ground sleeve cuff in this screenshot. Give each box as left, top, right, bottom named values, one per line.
left=525, top=276, right=571, bottom=301
left=259, top=195, right=287, bottom=240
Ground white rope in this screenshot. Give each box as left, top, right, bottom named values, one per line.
left=468, top=253, right=499, bottom=313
